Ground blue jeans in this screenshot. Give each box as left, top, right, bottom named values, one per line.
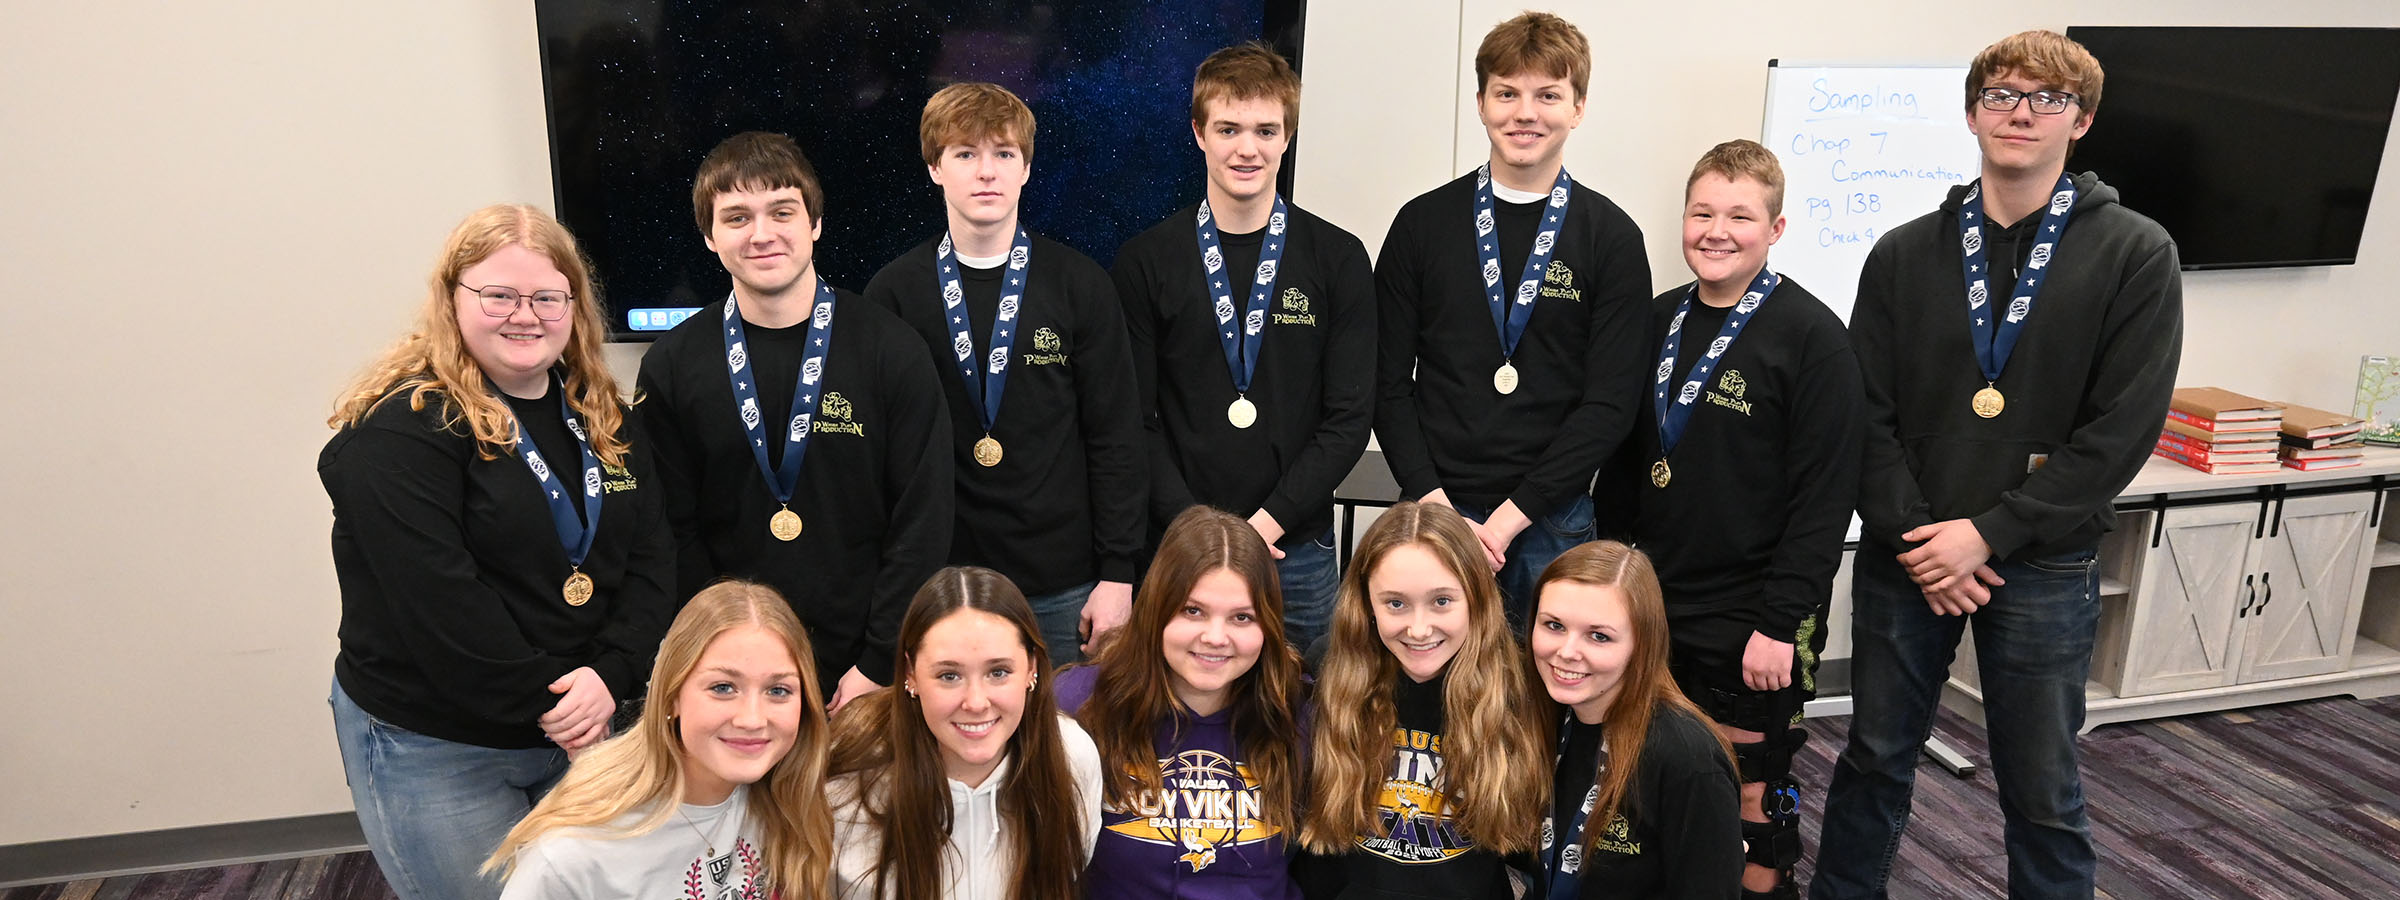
left=1453, top=495, right=1597, bottom=633
left=1275, top=528, right=1341, bottom=654
left=330, top=680, right=567, bottom=900
left=1028, top=580, right=1097, bottom=665
left=1811, top=546, right=2101, bottom=900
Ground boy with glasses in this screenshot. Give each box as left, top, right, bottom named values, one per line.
left=1812, top=31, right=2182, bottom=900
left=636, top=132, right=952, bottom=707
left=864, top=83, right=1144, bottom=663
left=1374, top=11, right=1651, bottom=627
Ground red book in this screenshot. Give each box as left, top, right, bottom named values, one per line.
left=2156, top=431, right=2274, bottom=462
left=2154, top=444, right=2282, bottom=475
left=2282, top=456, right=2364, bottom=471
left=2167, top=387, right=2282, bottom=432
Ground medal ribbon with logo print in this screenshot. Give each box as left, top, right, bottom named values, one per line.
left=1191, top=194, right=1289, bottom=428
left=1649, top=268, right=1777, bottom=488
left=1473, top=163, right=1573, bottom=394
left=720, top=281, right=837, bottom=539
left=1541, top=710, right=1608, bottom=900
left=510, top=376, right=605, bottom=605
left=933, top=227, right=1032, bottom=466
left=1956, top=174, right=2077, bottom=418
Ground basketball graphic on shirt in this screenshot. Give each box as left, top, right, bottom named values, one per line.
left=1103, top=749, right=1280, bottom=873
left=1962, top=226, right=1982, bottom=255
left=1203, top=245, right=1223, bottom=273
left=727, top=341, right=748, bottom=373
left=525, top=449, right=551, bottom=483
left=2006, top=297, right=2031, bottom=324
left=2028, top=242, right=2053, bottom=271
left=1361, top=729, right=1473, bottom=864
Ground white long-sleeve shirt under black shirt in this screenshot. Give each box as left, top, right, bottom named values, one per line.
left=1112, top=201, right=1375, bottom=544
left=635, top=288, right=951, bottom=686
left=865, top=232, right=1146, bottom=593
left=1375, top=170, right=1653, bottom=519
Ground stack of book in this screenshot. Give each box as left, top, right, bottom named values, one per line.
left=2277, top=403, right=2366, bottom=471
left=2156, top=387, right=2282, bottom=474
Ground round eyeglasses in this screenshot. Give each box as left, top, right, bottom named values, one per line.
left=459, top=284, right=573, bottom=321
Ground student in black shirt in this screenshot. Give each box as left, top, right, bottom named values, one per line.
left=1375, top=12, right=1650, bottom=628
left=865, top=83, right=1143, bottom=664
left=1112, top=43, right=1374, bottom=653
left=1604, top=141, right=1861, bottom=899
left=1813, top=32, right=2182, bottom=900
left=637, top=132, right=951, bottom=708
left=1529, top=541, right=1741, bottom=900
left=322, top=204, right=675, bottom=900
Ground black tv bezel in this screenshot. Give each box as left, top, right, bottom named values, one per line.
left=533, top=1, right=1311, bottom=342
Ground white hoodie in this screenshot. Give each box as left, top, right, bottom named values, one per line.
left=830, top=713, right=1103, bottom=899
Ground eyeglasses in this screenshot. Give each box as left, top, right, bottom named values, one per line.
left=459, top=283, right=573, bottom=321
left=1977, top=87, right=2080, bottom=116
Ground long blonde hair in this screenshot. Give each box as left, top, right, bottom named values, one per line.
left=329, top=203, right=628, bottom=466
left=1301, top=502, right=1547, bottom=854
left=486, top=581, right=834, bottom=898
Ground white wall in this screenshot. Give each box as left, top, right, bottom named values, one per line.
left=1, top=0, right=2394, bottom=847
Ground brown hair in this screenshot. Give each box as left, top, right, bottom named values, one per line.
left=488, top=581, right=833, bottom=898
left=1687, top=139, right=1787, bottom=218
left=1302, top=502, right=1548, bottom=855
left=920, top=82, right=1037, bottom=166
left=692, top=131, right=827, bottom=234
left=1966, top=30, right=2105, bottom=117
left=328, top=203, right=628, bottom=467
left=1474, top=11, right=1592, bottom=101
left=1074, top=506, right=1306, bottom=838
left=1533, top=542, right=1734, bottom=854
left=826, top=567, right=1083, bottom=900
left=1191, top=42, right=1301, bottom=134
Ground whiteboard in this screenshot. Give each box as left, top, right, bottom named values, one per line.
left=1760, top=64, right=1981, bottom=323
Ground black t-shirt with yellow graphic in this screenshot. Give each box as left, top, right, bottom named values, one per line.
left=1303, top=671, right=1512, bottom=900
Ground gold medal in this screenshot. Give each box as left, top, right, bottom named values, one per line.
left=770, top=507, right=803, bottom=541
left=1493, top=362, right=1520, bottom=395
left=562, top=571, right=594, bottom=606
left=1972, top=385, right=2005, bottom=419
left=1227, top=396, right=1258, bottom=429
left=973, top=435, right=1003, bottom=467
left=1650, top=459, right=1673, bottom=489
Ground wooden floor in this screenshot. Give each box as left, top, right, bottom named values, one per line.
left=8, top=695, right=2396, bottom=900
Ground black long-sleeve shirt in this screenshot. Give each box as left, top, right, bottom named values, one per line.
left=1112, top=202, right=1375, bottom=543
left=1375, top=171, right=1653, bottom=519
left=1604, top=278, right=1862, bottom=644
left=321, top=388, right=675, bottom=749
left=1852, top=173, right=2182, bottom=559
left=635, top=288, right=951, bottom=686
left=1545, top=705, right=1741, bottom=900
left=865, top=233, right=1145, bottom=593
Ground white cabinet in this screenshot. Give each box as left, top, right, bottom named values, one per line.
left=2118, top=493, right=2373, bottom=696
left=2120, top=502, right=2260, bottom=695
left=2240, top=493, right=2376, bottom=682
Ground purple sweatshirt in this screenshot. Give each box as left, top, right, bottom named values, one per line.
left=1057, top=664, right=1305, bottom=900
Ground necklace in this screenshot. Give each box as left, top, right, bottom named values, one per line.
left=677, top=802, right=731, bottom=857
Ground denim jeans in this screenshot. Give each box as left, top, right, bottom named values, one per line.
left=330, top=679, right=568, bottom=900
left=1275, top=528, right=1341, bottom=654
left=1027, top=579, right=1098, bottom=665
left=1452, top=495, right=1597, bottom=633
left=1811, top=545, right=2101, bottom=900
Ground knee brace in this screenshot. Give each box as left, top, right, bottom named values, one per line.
left=1729, top=720, right=1807, bottom=785
left=1741, top=778, right=1803, bottom=872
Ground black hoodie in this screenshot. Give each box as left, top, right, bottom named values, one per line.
left=1852, top=171, right=2182, bottom=559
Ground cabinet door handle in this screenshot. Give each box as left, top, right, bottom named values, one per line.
left=2257, top=572, right=2272, bottom=616
left=2239, top=574, right=2255, bottom=619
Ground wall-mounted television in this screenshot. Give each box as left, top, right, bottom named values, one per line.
left=2062, top=26, right=2400, bottom=271
left=535, top=1, right=1307, bottom=339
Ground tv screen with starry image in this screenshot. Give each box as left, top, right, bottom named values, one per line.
left=535, top=0, right=1306, bottom=339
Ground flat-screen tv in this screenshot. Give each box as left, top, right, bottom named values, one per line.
left=2063, top=26, right=2400, bottom=270
left=535, top=1, right=1306, bottom=339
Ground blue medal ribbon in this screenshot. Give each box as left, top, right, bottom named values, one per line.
left=1542, top=712, right=1606, bottom=900
left=1192, top=195, right=1289, bottom=399
left=1473, top=163, right=1574, bottom=363
left=932, top=227, right=1032, bottom=437
left=1652, top=268, right=1778, bottom=466
left=510, top=380, right=602, bottom=570
left=720, top=280, right=837, bottom=506
left=1957, top=174, right=2077, bottom=385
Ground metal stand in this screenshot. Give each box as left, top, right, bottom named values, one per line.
left=1922, top=737, right=1977, bottom=777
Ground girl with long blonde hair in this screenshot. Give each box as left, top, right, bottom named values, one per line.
left=322, top=203, right=674, bottom=900
left=488, top=581, right=836, bottom=899
left=1059, top=506, right=1308, bottom=898
left=1527, top=542, right=1739, bottom=899
left=1300, top=501, right=1548, bottom=899
left=825, top=567, right=1102, bottom=900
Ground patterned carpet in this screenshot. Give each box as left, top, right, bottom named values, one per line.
left=8, top=695, right=2396, bottom=900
